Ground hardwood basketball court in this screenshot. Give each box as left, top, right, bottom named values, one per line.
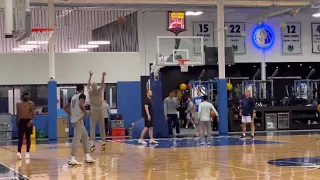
left=0, top=131, right=320, bottom=179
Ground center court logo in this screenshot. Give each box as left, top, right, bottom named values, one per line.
left=252, top=25, right=274, bottom=49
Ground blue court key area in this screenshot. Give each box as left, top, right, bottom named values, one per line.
left=122, top=137, right=283, bottom=148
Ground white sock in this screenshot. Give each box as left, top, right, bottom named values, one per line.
left=243, top=133, right=246, bottom=136
left=85, top=154, right=91, bottom=159
left=196, top=132, right=199, bottom=136
left=70, top=156, right=75, bottom=161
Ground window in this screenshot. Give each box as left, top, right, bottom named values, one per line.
left=105, top=84, right=117, bottom=109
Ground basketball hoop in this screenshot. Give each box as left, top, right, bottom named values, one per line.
left=27, top=28, right=54, bottom=47
left=177, top=59, right=190, bottom=72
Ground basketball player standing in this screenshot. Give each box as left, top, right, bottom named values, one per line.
left=164, top=90, right=180, bottom=138
left=193, top=89, right=204, bottom=137
left=63, top=85, right=95, bottom=165
left=87, top=71, right=107, bottom=152
left=239, top=90, right=256, bottom=140
left=198, top=95, right=219, bottom=145
left=16, top=92, right=35, bottom=160
left=138, top=90, right=158, bottom=144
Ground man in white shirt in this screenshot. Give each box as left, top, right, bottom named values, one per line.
left=198, top=95, right=219, bottom=145
left=87, top=71, right=107, bottom=152
left=102, top=100, right=111, bottom=135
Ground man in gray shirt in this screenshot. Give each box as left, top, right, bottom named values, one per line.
left=164, top=90, right=180, bottom=138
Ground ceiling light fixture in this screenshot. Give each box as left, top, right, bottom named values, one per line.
left=26, top=41, right=49, bottom=45
left=19, top=45, right=40, bottom=48
left=13, top=47, right=33, bottom=52
left=69, top=49, right=89, bottom=52
left=185, top=11, right=203, bottom=16
left=78, top=45, right=99, bottom=48
left=88, top=41, right=110, bottom=45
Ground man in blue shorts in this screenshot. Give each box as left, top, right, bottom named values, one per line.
left=193, top=88, right=204, bottom=137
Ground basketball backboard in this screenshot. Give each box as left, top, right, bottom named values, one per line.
left=156, top=36, right=205, bottom=66
left=12, top=0, right=31, bottom=40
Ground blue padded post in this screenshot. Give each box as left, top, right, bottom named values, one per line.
left=150, top=73, right=168, bottom=138
left=217, top=79, right=228, bottom=135
left=48, top=80, right=57, bottom=140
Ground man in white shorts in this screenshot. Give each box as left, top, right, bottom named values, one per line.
left=240, top=90, right=256, bottom=140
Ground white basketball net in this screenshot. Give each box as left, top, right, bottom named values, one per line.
left=28, top=29, right=54, bottom=48
left=178, top=59, right=190, bottom=72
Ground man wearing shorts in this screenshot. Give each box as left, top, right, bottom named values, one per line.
left=193, top=89, right=204, bottom=137
left=240, top=90, right=256, bottom=140
left=138, top=90, right=158, bottom=144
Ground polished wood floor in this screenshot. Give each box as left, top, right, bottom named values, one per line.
left=1, top=133, right=320, bottom=180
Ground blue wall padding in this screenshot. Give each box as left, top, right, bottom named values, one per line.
left=117, top=81, right=142, bottom=128
left=12, top=115, right=49, bottom=138
left=217, top=79, right=228, bottom=135
left=132, top=118, right=150, bottom=139
left=48, top=81, right=57, bottom=140
left=150, top=75, right=168, bottom=138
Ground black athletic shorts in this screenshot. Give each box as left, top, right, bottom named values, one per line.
left=144, top=116, right=153, bottom=128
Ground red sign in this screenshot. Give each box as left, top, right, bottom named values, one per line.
left=167, top=11, right=186, bottom=34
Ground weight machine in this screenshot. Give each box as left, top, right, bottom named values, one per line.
left=294, top=69, right=318, bottom=105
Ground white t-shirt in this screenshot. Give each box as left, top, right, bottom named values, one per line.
left=198, top=101, right=219, bottom=121
left=70, top=93, right=86, bottom=123
left=102, top=101, right=111, bottom=118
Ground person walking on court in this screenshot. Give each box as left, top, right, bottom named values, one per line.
left=193, top=88, right=204, bottom=137
left=185, top=97, right=196, bottom=129
left=164, top=90, right=180, bottom=138
left=240, top=89, right=256, bottom=140
left=16, top=92, right=35, bottom=160
left=102, top=100, right=111, bottom=135
left=138, top=90, right=158, bottom=144
left=87, top=71, right=107, bottom=152
left=63, top=85, right=95, bottom=165
left=198, top=95, right=219, bottom=145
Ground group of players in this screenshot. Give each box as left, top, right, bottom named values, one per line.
left=137, top=87, right=256, bottom=145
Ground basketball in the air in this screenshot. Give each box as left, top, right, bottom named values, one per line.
left=210, top=111, right=216, bottom=118
left=317, top=104, right=320, bottom=112
left=118, top=16, right=125, bottom=24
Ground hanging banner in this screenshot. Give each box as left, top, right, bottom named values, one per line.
left=281, top=22, right=302, bottom=54
left=225, top=22, right=246, bottom=54
left=193, top=22, right=214, bottom=54
left=312, top=23, right=320, bottom=53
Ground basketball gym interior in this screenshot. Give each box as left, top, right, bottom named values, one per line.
left=1, top=0, right=320, bottom=179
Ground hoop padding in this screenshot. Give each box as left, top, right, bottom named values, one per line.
left=29, top=28, right=54, bottom=46
left=178, top=59, right=190, bottom=72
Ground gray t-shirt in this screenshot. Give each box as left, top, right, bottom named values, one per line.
left=164, top=97, right=179, bottom=115
left=70, top=93, right=86, bottom=123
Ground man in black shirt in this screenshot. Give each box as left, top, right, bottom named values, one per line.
left=138, top=90, right=158, bottom=144
left=240, top=90, right=256, bottom=140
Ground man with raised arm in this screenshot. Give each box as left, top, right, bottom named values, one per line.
left=88, top=71, right=107, bottom=152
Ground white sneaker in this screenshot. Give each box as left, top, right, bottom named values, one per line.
left=85, top=155, right=96, bottom=163
left=25, top=153, right=30, bottom=159
left=149, top=139, right=158, bottom=144
left=138, top=139, right=147, bottom=144
left=16, top=153, right=22, bottom=160
left=68, top=156, right=82, bottom=166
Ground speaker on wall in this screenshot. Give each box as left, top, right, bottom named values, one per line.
left=204, top=47, right=235, bottom=65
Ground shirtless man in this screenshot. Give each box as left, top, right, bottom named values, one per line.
left=88, top=71, right=107, bottom=152
left=16, top=92, right=35, bottom=160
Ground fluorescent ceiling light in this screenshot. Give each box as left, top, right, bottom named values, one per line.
left=19, top=45, right=40, bottom=48
left=186, top=11, right=194, bottom=16
left=69, top=49, right=89, bottom=52
left=26, top=41, right=49, bottom=45
left=186, top=11, right=203, bottom=16
left=193, top=11, right=203, bottom=16
left=313, top=12, right=320, bottom=17
left=13, top=47, right=33, bottom=52
left=78, top=45, right=99, bottom=48
left=88, top=41, right=110, bottom=45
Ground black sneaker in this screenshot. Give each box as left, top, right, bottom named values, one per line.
left=169, top=135, right=173, bottom=140
left=240, top=135, right=246, bottom=139
left=89, top=145, right=95, bottom=153
left=176, top=134, right=180, bottom=138
left=250, top=135, right=254, bottom=140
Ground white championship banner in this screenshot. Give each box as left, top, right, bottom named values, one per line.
left=281, top=22, right=301, bottom=54
left=225, top=22, right=246, bottom=54
left=193, top=22, right=214, bottom=53
left=311, top=23, right=320, bottom=53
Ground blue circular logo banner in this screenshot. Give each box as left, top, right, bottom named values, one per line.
left=252, top=25, right=274, bottom=50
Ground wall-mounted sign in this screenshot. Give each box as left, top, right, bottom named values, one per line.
left=281, top=22, right=302, bottom=54
left=311, top=23, right=320, bottom=53
left=252, top=24, right=274, bottom=50
left=225, top=22, right=246, bottom=54
left=193, top=22, right=214, bottom=54
left=167, top=11, right=186, bottom=34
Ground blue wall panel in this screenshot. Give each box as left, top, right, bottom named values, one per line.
left=117, top=81, right=142, bottom=128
